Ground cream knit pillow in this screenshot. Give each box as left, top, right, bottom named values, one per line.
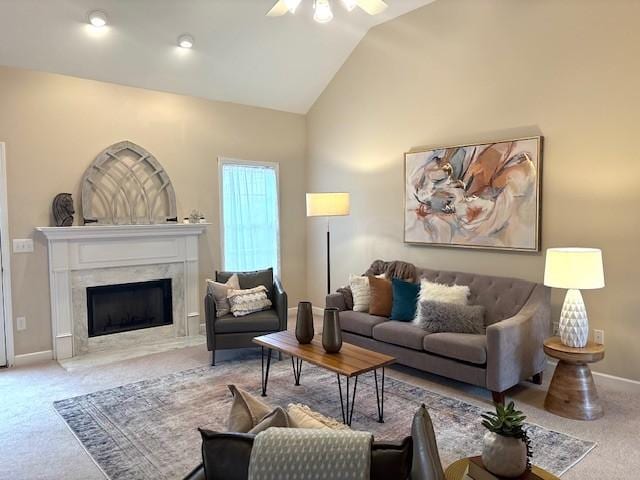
left=349, top=275, right=371, bottom=312
left=418, top=280, right=470, bottom=305
left=227, top=285, right=272, bottom=317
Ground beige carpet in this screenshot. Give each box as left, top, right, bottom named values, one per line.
left=1, top=342, right=639, bottom=479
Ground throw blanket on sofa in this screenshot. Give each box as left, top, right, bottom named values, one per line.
left=248, top=428, right=372, bottom=480
left=337, top=260, right=418, bottom=309
left=365, top=259, right=417, bottom=282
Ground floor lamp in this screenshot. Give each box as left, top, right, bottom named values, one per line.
left=306, top=193, right=350, bottom=295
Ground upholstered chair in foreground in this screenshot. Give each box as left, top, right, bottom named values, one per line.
left=184, top=404, right=445, bottom=480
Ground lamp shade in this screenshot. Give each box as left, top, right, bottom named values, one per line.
left=306, top=193, right=350, bottom=217
left=544, top=248, right=605, bottom=290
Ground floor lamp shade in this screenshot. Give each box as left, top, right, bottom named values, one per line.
left=306, top=193, right=350, bottom=295
left=306, top=193, right=350, bottom=217
left=544, top=248, right=604, bottom=347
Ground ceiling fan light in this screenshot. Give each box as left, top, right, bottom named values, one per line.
left=341, top=0, right=358, bottom=12
left=285, top=0, right=303, bottom=13
left=314, top=0, right=334, bottom=23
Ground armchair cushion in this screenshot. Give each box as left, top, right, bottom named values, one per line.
left=214, top=310, right=279, bottom=334
left=217, top=268, right=274, bottom=300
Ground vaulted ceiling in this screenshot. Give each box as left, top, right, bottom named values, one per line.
left=0, top=0, right=435, bottom=113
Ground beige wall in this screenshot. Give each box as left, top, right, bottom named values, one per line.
left=0, top=66, right=307, bottom=357
left=307, top=0, right=640, bottom=380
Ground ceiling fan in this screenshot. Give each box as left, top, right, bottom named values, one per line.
left=267, top=0, right=388, bottom=23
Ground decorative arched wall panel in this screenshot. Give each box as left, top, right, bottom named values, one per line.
left=81, top=141, right=177, bottom=225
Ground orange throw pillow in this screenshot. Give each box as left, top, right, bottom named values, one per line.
left=368, top=275, right=393, bottom=317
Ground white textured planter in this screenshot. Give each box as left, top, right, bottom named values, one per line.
left=482, top=432, right=528, bottom=478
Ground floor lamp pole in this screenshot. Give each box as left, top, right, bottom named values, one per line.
left=326, top=218, right=331, bottom=295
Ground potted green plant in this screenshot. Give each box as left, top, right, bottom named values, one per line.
left=481, top=401, right=532, bottom=478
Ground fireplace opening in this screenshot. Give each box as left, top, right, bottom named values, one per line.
left=87, top=279, right=172, bottom=337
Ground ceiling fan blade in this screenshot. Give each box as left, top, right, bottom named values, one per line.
left=266, top=0, right=289, bottom=17
left=356, top=0, right=388, bottom=15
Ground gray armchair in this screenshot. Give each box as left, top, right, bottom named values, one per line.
left=205, top=268, right=287, bottom=366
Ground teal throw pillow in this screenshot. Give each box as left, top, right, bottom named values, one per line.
left=390, top=278, right=420, bottom=322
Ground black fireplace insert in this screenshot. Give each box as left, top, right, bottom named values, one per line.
left=87, top=279, right=173, bottom=337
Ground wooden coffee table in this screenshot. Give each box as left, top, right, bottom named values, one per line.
left=253, top=331, right=395, bottom=426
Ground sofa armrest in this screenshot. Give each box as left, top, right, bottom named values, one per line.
left=486, top=284, right=551, bottom=392
left=273, top=276, right=288, bottom=331
left=204, top=292, right=217, bottom=351
left=326, top=293, right=347, bottom=311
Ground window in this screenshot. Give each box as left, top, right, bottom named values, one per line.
left=219, top=158, right=280, bottom=274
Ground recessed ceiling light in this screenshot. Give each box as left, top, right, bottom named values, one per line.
left=177, top=34, right=194, bottom=49
left=88, top=10, right=108, bottom=28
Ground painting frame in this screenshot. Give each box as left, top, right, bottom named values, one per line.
left=403, top=136, right=543, bottom=252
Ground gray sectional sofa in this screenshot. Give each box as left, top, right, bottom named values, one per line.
left=326, top=264, right=551, bottom=403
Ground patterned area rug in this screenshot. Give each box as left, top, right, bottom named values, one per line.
left=54, top=356, right=595, bottom=480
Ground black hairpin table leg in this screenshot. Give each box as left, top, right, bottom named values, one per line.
left=374, top=367, right=385, bottom=423
left=261, top=346, right=272, bottom=397
left=291, top=356, right=303, bottom=386
left=336, top=374, right=359, bottom=426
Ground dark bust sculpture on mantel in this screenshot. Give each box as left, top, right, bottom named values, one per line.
left=52, top=193, right=74, bottom=227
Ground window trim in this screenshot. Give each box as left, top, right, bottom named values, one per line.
left=217, top=157, right=281, bottom=276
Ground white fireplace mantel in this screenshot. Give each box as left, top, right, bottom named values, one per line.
left=37, top=223, right=209, bottom=360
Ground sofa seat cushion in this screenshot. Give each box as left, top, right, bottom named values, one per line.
left=372, top=321, right=428, bottom=351
left=422, top=333, right=487, bottom=365
left=339, top=311, right=386, bottom=337
left=215, top=310, right=279, bottom=334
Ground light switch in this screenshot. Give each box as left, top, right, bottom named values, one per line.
left=13, top=239, right=34, bottom=253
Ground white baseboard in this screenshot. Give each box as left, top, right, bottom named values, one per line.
left=547, top=359, right=640, bottom=386
left=14, top=350, right=53, bottom=366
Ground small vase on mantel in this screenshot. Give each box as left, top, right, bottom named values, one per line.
left=322, top=307, right=343, bottom=353
left=295, top=301, right=314, bottom=344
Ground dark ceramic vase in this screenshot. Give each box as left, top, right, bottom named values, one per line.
left=322, top=307, right=343, bottom=353
left=295, top=301, right=314, bottom=344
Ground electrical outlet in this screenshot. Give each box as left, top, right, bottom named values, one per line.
left=12, top=238, right=34, bottom=253
left=594, top=329, right=604, bottom=345
left=553, top=322, right=559, bottom=336
left=16, top=316, right=26, bottom=331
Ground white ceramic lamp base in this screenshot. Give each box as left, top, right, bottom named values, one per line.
left=559, top=288, right=589, bottom=347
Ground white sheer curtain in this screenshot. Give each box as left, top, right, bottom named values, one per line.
left=221, top=161, right=280, bottom=274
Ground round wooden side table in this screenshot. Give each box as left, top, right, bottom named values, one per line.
left=543, top=336, right=605, bottom=421
left=445, top=457, right=560, bottom=480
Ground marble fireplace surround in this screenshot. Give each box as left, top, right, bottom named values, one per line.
left=37, top=224, right=208, bottom=360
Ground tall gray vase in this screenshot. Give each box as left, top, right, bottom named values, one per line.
left=322, top=307, right=343, bottom=353
left=295, top=301, right=314, bottom=344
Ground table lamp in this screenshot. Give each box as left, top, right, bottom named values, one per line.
left=306, top=192, right=350, bottom=295
left=544, top=247, right=605, bottom=347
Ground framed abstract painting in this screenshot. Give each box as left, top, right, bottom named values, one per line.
left=404, top=136, right=542, bottom=252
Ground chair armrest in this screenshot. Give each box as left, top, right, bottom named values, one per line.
left=204, top=292, right=217, bottom=351
left=486, top=284, right=551, bottom=392
left=273, top=276, right=288, bottom=331
left=326, top=293, right=346, bottom=311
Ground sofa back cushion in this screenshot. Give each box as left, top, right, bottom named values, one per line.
left=417, top=268, right=535, bottom=324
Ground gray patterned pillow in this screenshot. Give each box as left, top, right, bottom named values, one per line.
left=413, top=300, right=486, bottom=334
